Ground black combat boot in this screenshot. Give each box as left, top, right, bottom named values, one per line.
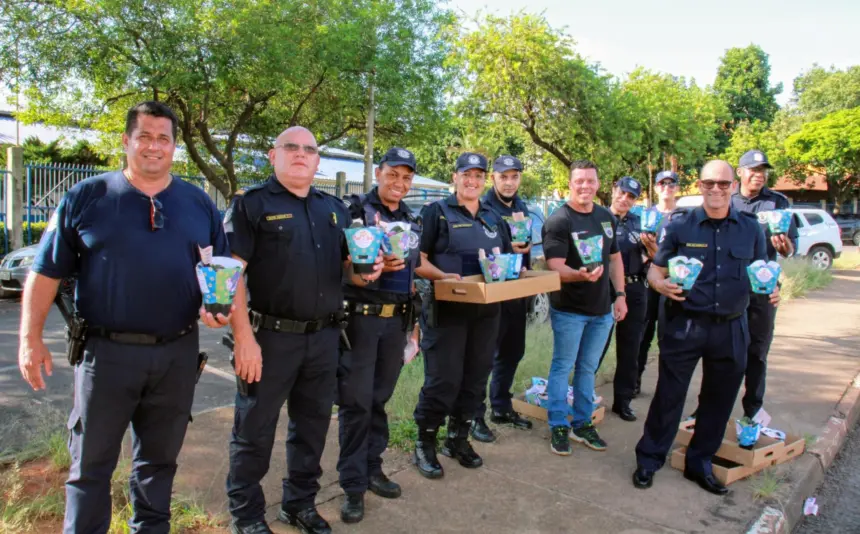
left=440, top=418, right=483, bottom=468
left=412, top=426, right=444, bottom=479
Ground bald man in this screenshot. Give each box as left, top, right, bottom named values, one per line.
left=632, top=160, right=779, bottom=495
left=224, top=127, right=383, bottom=534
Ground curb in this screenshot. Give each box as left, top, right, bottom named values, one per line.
left=745, top=370, right=860, bottom=534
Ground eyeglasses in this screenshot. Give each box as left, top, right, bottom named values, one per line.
left=150, top=197, right=164, bottom=231
left=657, top=181, right=678, bottom=188
left=699, top=180, right=733, bottom=191
left=275, top=143, right=319, bottom=155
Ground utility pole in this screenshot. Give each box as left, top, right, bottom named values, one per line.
left=363, top=69, right=376, bottom=193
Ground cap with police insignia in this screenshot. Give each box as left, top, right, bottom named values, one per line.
left=738, top=149, right=772, bottom=169
left=615, top=176, right=642, bottom=199
left=379, top=147, right=417, bottom=172
left=455, top=152, right=488, bottom=173
left=654, top=170, right=679, bottom=185
left=493, top=155, right=523, bottom=173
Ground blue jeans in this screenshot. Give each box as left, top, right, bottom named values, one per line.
left=547, top=307, right=614, bottom=429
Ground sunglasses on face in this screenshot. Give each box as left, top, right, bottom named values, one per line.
left=150, top=197, right=164, bottom=231
left=276, top=143, right=319, bottom=155
left=699, top=180, right=733, bottom=191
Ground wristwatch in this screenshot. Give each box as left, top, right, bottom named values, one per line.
left=615, top=291, right=626, bottom=298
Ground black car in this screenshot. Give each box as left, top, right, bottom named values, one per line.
left=835, top=214, right=860, bottom=246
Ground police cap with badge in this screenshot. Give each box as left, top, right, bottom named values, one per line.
left=379, top=147, right=417, bottom=172
left=738, top=150, right=773, bottom=169
left=654, top=170, right=679, bottom=185
left=456, top=152, right=488, bottom=173
left=493, top=155, right=523, bottom=173
left=615, top=176, right=642, bottom=198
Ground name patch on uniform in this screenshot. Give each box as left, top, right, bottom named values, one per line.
left=452, top=223, right=473, bottom=229
left=685, top=243, right=708, bottom=248
left=265, top=213, right=293, bottom=221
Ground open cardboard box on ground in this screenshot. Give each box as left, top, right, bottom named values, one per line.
left=671, top=447, right=771, bottom=486
left=511, top=397, right=605, bottom=426
left=435, top=271, right=560, bottom=304
left=675, top=419, right=805, bottom=468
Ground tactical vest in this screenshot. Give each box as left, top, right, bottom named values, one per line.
left=432, top=200, right=505, bottom=276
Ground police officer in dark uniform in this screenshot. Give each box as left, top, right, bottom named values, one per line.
left=19, top=101, right=231, bottom=534
left=599, top=177, right=648, bottom=422
left=470, top=155, right=533, bottom=443
left=337, top=147, right=422, bottom=524
left=633, top=160, right=779, bottom=495
left=732, top=149, right=796, bottom=421
left=224, top=127, right=382, bottom=534
left=637, top=170, right=680, bottom=394
left=412, top=152, right=514, bottom=479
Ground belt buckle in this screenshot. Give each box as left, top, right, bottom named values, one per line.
left=380, top=304, right=395, bottom=318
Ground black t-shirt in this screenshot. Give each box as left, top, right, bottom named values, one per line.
left=542, top=203, right=619, bottom=316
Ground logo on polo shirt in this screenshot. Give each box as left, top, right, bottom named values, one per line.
left=483, top=226, right=498, bottom=239
left=757, top=212, right=768, bottom=224
left=628, top=232, right=638, bottom=244
left=602, top=221, right=614, bottom=239
left=468, top=155, right=479, bottom=164
left=409, top=231, right=420, bottom=249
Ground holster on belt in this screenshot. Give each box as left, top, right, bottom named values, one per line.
left=65, top=317, right=87, bottom=366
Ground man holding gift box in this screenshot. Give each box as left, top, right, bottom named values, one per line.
left=633, top=160, right=779, bottom=496
left=411, top=152, right=514, bottom=479
left=336, top=147, right=422, bottom=523
left=470, top=155, right=534, bottom=443
left=224, top=126, right=383, bottom=534
left=599, top=176, right=649, bottom=422
left=638, top=170, right=681, bottom=395
left=19, top=101, right=233, bottom=533
left=731, top=149, right=797, bottom=422
left=541, top=160, right=627, bottom=455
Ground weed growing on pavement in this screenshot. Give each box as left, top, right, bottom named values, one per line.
left=780, top=258, right=833, bottom=300
left=803, top=433, right=818, bottom=449
left=751, top=468, right=786, bottom=501
left=387, top=420, right=447, bottom=451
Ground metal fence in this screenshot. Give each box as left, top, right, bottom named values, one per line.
left=0, top=169, right=8, bottom=254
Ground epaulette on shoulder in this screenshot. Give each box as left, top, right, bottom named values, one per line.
left=236, top=182, right=266, bottom=197
left=668, top=207, right=690, bottom=221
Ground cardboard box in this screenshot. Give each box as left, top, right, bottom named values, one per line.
left=675, top=419, right=788, bottom=467
left=511, top=397, right=605, bottom=426
left=774, top=434, right=806, bottom=465
left=435, top=271, right=560, bottom=304
left=671, top=447, right=772, bottom=486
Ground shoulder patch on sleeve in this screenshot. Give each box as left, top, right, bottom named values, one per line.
left=668, top=207, right=690, bottom=221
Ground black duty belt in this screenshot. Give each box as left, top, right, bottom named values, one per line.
left=625, top=275, right=645, bottom=284
left=250, top=310, right=340, bottom=334
left=679, top=309, right=744, bottom=324
left=87, top=323, right=195, bottom=345
left=345, top=301, right=409, bottom=318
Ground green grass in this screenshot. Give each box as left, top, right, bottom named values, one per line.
left=833, top=250, right=860, bottom=270
left=750, top=468, right=785, bottom=501
left=803, top=432, right=818, bottom=449
left=0, top=464, right=66, bottom=532
left=779, top=257, right=834, bottom=300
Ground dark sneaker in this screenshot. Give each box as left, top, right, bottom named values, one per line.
left=470, top=417, right=496, bottom=443
left=570, top=423, right=607, bottom=451
left=490, top=409, right=533, bottom=430
left=550, top=426, right=571, bottom=456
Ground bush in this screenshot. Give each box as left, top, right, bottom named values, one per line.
left=779, top=257, right=833, bottom=300
left=0, top=222, right=48, bottom=255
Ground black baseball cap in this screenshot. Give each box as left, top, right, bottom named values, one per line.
left=654, top=170, right=679, bottom=184
left=455, top=152, right=488, bottom=173
left=493, top=155, right=523, bottom=173
left=615, top=176, right=642, bottom=198
left=379, top=147, right=417, bottom=172
left=739, top=150, right=772, bottom=169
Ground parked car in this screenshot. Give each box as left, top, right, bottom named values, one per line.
left=834, top=214, right=860, bottom=246
left=789, top=208, right=843, bottom=270
left=0, top=244, right=39, bottom=298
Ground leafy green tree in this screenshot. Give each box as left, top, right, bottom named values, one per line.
left=791, top=65, right=860, bottom=121
left=784, top=107, right=860, bottom=205
left=714, top=45, right=783, bottom=139
left=1, top=0, right=452, bottom=200
left=721, top=120, right=788, bottom=179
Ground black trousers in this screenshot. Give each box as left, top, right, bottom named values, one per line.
left=742, top=294, right=777, bottom=418
left=64, top=330, right=199, bottom=534
left=336, top=314, right=406, bottom=493
left=479, top=299, right=528, bottom=415
left=635, top=311, right=749, bottom=476
left=414, top=302, right=500, bottom=429
left=599, top=281, right=648, bottom=403
left=637, top=286, right=661, bottom=380
left=226, top=327, right=339, bottom=525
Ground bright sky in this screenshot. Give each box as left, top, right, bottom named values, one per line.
left=450, top=0, right=859, bottom=105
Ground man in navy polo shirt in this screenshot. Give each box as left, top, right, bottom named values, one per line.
left=470, top=155, right=534, bottom=443
left=18, top=101, right=232, bottom=534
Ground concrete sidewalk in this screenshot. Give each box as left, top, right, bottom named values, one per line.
left=174, top=271, right=860, bottom=534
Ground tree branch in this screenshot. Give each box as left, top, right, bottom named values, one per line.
left=288, top=70, right=328, bottom=126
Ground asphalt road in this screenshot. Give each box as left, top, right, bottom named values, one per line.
left=795, top=420, right=860, bottom=534
left=0, top=297, right=239, bottom=456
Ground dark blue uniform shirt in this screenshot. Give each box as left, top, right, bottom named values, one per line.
left=731, top=187, right=799, bottom=262
left=419, top=195, right=514, bottom=262
left=654, top=206, right=767, bottom=316
left=615, top=211, right=647, bottom=277
left=481, top=189, right=532, bottom=268
left=225, top=176, right=350, bottom=321
left=33, top=171, right=230, bottom=336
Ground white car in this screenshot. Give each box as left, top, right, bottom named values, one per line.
left=789, top=208, right=843, bottom=270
